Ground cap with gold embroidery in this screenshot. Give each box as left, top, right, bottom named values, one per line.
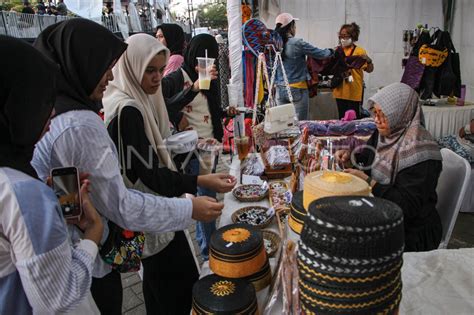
left=192, top=274, right=258, bottom=314
left=298, top=196, right=404, bottom=314
left=209, top=223, right=267, bottom=279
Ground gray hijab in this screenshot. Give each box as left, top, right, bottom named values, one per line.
left=366, top=83, right=442, bottom=184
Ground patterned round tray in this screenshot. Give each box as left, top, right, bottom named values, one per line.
left=262, top=230, right=281, bottom=258
left=231, top=206, right=273, bottom=229
left=232, top=185, right=268, bottom=202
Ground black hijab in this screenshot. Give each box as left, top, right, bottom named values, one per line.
left=182, top=33, right=218, bottom=82
left=0, top=36, right=58, bottom=178
left=157, top=23, right=185, bottom=56
left=181, top=34, right=223, bottom=141
left=33, top=19, right=127, bottom=116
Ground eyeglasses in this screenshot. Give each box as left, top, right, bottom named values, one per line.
left=338, top=34, right=351, bottom=39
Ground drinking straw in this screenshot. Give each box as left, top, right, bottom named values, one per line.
left=237, top=121, right=242, bottom=138
left=205, top=49, right=208, bottom=59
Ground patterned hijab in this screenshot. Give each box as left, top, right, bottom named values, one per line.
left=366, top=83, right=442, bottom=184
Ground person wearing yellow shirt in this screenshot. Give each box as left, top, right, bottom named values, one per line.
left=333, top=22, right=374, bottom=119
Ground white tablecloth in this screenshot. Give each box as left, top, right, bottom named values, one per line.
left=207, top=158, right=474, bottom=314
left=422, top=102, right=474, bottom=139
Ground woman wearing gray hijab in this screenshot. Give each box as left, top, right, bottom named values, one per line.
left=337, top=82, right=443, bottom=252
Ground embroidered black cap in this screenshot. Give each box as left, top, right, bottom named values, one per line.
left=298, top=196, right=404, bottom=315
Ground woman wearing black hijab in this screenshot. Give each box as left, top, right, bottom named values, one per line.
left=156, top=23, right=186, bottom=76
left=162, top=33, right=223, bottom=139
left=32, top=19, right=221, bottom=314
left=0, top=35, right=103, bottom=314
left=33, top=18, right=127, bottom=115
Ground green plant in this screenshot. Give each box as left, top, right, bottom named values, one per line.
left=197, top=1, right=227, bottom=30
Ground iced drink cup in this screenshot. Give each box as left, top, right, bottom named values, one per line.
left=197, top=57, right=215, bottom=90
left=235, top=136, right=250, bottom=161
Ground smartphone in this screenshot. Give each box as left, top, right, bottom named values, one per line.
left=51, top=167, right=82, bottom=220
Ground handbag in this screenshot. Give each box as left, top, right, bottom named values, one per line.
left=263, top=51, right=297, bottom=134
left=98, top=105, right=146, bottom=273
left=434, top=31, right=462, bottom=97
left=418, top=44, right=448, bottom=67
left=99, top=221, right=145, bottom=273
left=401, top=55, right=425, bottom=90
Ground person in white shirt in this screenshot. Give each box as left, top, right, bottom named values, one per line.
left=0, top=35, right=103, bottom=314
left=32, top=19, right=225, bottom=314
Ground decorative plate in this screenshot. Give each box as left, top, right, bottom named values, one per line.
left=262, top=230, right=281, bottom=257
left=232, top=185, right=268, bottom=202
left=231, top=206, right=273, bottom=229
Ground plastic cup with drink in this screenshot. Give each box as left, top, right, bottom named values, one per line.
left=197, top=54, right=215, bottom=90
left=234, top=121, right=249, bottom=161
left=235, top=136, right=250, bottom=161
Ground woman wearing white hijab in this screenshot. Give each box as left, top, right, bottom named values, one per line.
left=103, top=33, right=235, bottom=314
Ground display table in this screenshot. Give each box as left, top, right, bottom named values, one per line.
left=422, top=101, right=474, bottom=139
left=400, top=248, right=474, bottom=314
left=201, top=157, right=474, bottom=314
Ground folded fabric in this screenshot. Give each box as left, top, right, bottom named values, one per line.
left=341, top=109, right=357, bottom=122
left=298, top=119, right=376, bottom=137
left=307, top=46, right=367, bottom=79
left=437, top=135, right=474, bottom=163
left=327, top=122, right=357, bottom=136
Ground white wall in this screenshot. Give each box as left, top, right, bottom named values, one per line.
left=260, top=0, right=445, bottom=102
left=451, top=0, right=474, bottom=101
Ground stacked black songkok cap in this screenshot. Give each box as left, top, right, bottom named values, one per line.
left=298, top=196, right=404, bottom=315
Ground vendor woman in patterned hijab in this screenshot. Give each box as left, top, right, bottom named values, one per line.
left=337, top=82, right=443, bottom=252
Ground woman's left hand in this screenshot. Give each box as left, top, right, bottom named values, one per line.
left=361, top=54, right=372, bottom=63
left=209, top=65, right=218, bottom=80
left=194, top=65, right=219, bottom=81
left=344, top=168, right=368, bottom=181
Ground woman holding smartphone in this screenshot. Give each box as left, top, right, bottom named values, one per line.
left=0, top=36, right=103, bottom=314
left=32, top=19, right=227, bottom=314
left=103, top=33, right=236, bottom=314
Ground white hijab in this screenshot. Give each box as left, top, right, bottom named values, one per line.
left=103, top=33, right=175, bottom=170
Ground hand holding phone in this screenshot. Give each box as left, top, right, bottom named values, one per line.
left=52, top=167, right=103, bottom=245
left=51, top=167, right=83, bottom=220
left=76, top=180, right=103, bottom=245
